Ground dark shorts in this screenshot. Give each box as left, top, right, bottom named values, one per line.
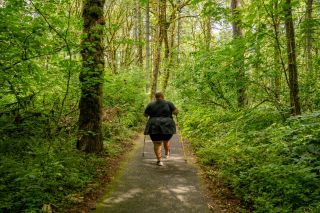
left=150, top=134, right=173, bottom=142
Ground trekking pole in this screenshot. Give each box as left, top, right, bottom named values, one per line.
left=176, top=115, right=187, bottom=162
left=142, top=135, right=146, bottom=157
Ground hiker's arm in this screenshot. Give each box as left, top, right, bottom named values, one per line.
left=172, top=108, right=179, bottom=115
left=144, top=104, right=151, bottom=117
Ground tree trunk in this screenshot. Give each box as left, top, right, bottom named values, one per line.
left=145, top=0, right=150, bottom=92
left=134, top=0, right=138, bottom=65
left=206, top=16, right=211, bottom=50
left=304, top=0, right=314, bottom=110
left=137, top=0, right=143, bottom=66
left=273, top=1, right=281, bottom=102
left=77, top=0, right=106, bottom=153
left=231, top=0, right=247, bottom=108
left=177, top=1, right=181, bottom=65
left=150, top=0, right=165, bottom=100
left=162, top=4, right=178, bottom=92
left=306, top=0, right=313, bottom=73
left=284, top=0, right=301, bottom=115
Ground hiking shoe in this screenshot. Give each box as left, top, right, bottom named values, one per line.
left=165, top=154, right=170, bottom=159
left=156, top=161, right=163, bottom=166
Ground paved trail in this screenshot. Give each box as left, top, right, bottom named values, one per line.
left=92, top=134, right=211, bottom=213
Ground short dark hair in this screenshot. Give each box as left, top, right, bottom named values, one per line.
left=155, top=92, right=164, bottom=100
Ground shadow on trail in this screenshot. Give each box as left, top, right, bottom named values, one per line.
left=92, top=135, right=210, bottom=213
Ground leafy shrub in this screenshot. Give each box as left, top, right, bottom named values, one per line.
left=0, top=67, right=147, bottom=212
left=181, top=107, right=320, bottom=212
left=0, top=137, right=103, bottom=212
left=104, top=67, right=146, bottom=130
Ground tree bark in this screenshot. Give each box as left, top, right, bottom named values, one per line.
left=306, top=0, right=313, bottom=73
left=177, top=1, right=181, bottom=64
left=77, top=0, right=106, bottom=153
left=231, top=0, right=247, bottom=108
left=150, top=0, right=165, bottom=100
left=137, top=0, right=143, bottom=66
left=284, top=0, right=301, bottom=115
left=145, top=0, right=150, bottom=92
left=162, top=3, right=178, bottom=92
left=206, top=16, right=211, bottom=50
left=273, top=1, right=281, bottom=102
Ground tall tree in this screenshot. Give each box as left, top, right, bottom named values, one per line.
left=206, top=16, right=212, bottom=50
left=137, top=0, right=143, bottom=66
left=150, top=0, right=166, bottom=99
left=284, top=0, right=301, bottom=115
left=77, top=0, right=106, bottom=153
left=231, top=0, right=247, bottom=108
left=305, top=0, right=313, bottom=74
left=177, top=0, right=181, bottom=64
left=146, top=0, right=151, bottom=92
left=162, top=0, right=190, bottom=91
left=271, top=0, right=282, bottom=102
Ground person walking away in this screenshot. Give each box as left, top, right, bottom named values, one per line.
left=144, top=92, right=178, bottom=166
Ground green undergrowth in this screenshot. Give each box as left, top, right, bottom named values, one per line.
left=180, top=107, right=320, bottom=212
left=0, top=136, right=102, bottom=212
left=0, top=68, right=146, bottom=212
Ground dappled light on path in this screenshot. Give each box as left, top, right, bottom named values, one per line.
left=93, top=135, right=211, bottom=213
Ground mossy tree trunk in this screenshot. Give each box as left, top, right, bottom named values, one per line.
left=284, top=0, right=301, bottom=115
left=231, top=0, right=247, bottom=108
left=77, top=0, right=106, bottom=153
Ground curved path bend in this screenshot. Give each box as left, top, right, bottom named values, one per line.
left=92, top=134, right=212, bottom=213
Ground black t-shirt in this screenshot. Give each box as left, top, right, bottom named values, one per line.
left=144, top=100, right=176, bottom=118
left=144, top=100, right=177, bottom=135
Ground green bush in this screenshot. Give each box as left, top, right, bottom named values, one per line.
left=0, top=137, right=103, bottom=212
left=104, top=67, right=146, bottom=129
left=181, top=107, right=320, bottom=212
left=0, top=67, right=147, bottom=212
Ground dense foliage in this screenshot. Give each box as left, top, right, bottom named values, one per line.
left=174, top=43, right=320, bottom=211
left=170, top=0, right=320, bottom=211
left=0, top=1, right=146, bottom=211
left=1, top=0, right=320, bottom=212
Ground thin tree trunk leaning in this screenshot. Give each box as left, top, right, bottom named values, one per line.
left=231, top=0, right=247, bottom=108
left=284, top=0, right=301, bottom=115
left=77, top=0, right=106, bottom=153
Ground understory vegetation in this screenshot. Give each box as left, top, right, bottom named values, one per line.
left=0, top=68, right=146, bottom=212
left=174, top=48, right=320, bottom=212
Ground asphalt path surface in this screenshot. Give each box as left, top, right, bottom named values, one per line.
left=92, top=134, right=211, bottom=213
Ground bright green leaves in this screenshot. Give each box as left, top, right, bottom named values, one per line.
left=179, top=101, right=320, bottom=211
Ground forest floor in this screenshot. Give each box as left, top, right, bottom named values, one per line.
left=67, top=134, right=246, bottom=213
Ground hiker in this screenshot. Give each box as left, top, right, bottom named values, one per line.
left=144, top=92, right=178, bottom=166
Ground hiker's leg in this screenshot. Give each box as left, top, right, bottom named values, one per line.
left=163, top=135, right=173, bottom=156
left=153, top=142, right=162, bottom=161
left=163, top=140, right=170, bottom=156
